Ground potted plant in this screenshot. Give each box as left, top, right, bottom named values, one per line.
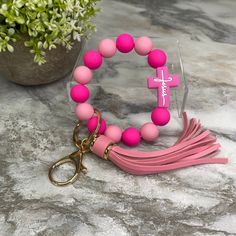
left=0, top=0, right=99, bottom=85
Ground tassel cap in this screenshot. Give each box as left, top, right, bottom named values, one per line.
left=91, top=135, right=114, bottom=159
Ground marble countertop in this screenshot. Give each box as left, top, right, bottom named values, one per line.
left=0, top=0, right=236, bottom=235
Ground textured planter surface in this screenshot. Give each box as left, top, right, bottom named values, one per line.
left=0, top=38, right=82, bottom=86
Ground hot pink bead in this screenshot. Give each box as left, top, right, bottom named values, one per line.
left=70, top=84, right=90, bottom=103
left=105, top=125, right=122, bottom=143
left=98, top=38, right=117, bottom=58
left=116, top=33, right=134, bottom=53
left=73, top=66, right=93, bottom=84
left=75, top=103, right=94, bottom=121
left=134, top=36, right=153, bottom=56
left=147, top=49, right=167, bottom=68
left=151, top=107, right=170, bottom=126
left=83, top=50, right=103, bottom=70
left=87, top=116, right=106, bottom=134
left=141, top=122, right=159, bottom=142
left=122, top=127, right=141, bottom=147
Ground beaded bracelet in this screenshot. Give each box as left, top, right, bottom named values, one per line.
left=70, top=33, right=180, bottom=147
left=48, top=34, right=228, bottom=186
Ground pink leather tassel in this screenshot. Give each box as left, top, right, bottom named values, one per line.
left=91, top=112, right=228, bottom=175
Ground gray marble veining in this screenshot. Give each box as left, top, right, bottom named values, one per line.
left=0, top=0, right=236, bottom=235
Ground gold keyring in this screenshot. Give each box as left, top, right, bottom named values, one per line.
left=73, top=108, right=102, bottom=150
left=48, top=108, right=102, bottom=186
left=48, top=151, right=83, bottom=187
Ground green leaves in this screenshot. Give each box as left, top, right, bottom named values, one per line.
left=6, top=43, right=13, bottom=52
left=0, top=0, right=100, bottom=64
left=8, top=27, right=15, bottom=35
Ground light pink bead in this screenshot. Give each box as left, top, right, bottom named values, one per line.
left=116, top=33, right=134, bottom=53
left=141, top=122, right=159, bottom=142
left=73, top=66, right=93, bottom=84
left=87, top=116, right=106, bottom=134
left=151, top=107, right=170, bottom=126
left=135, top=36, right=153, bottom=56
left=75, top=103, right=94, bottom=121
left=70, top=84, right=90, bottom=103
left=98, top=38, right=117, bottom=58
left=105, top=125, right=122, bottom=143
left=147, top=49, right=167, bottom=68
left=122, top=127, right=141, bottom=147
left=83, top=50, right=103, bottom=70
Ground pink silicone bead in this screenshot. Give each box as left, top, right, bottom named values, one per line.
left=73, top=66, right=93, bottom=84
left=105, top=125, right=122, bottom=143
left=151, top=107, right=170, bottom=126
left=135, top=36, right=153, bottom=56
left=98, top=38, right=117, bottom=58
left=147, top=49, right=167, bottom=68
left=87, top=116, right=106, bottom=134
left=116, top=33, right=134, bottom=53
left=122, top=127, right=141, bottom=147
left=70, top=84, right=90, bottom=103
left=141, top=122, right=159, bottom=142
left=75, top=103, right=94, bottom=121
left=84, top=50, right=103, bottom=70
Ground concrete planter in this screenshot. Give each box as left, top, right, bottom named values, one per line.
left=0, top=37, right=82, bottom=86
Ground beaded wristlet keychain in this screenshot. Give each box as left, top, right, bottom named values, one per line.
left=49, top=34, right=228, bottom=186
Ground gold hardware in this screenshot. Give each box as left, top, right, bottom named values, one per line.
left=48, top=150, right=86, bottom=186
left=48, top=109, right=101, bottom=186
left=103, top=143, right=115, bottom=160
left=72, top=108, right=101, bottom=150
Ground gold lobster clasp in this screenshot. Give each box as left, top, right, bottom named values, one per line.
left=48, top=109, right=101, bottom=186
left=48, top=150, right=86, bottom=186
